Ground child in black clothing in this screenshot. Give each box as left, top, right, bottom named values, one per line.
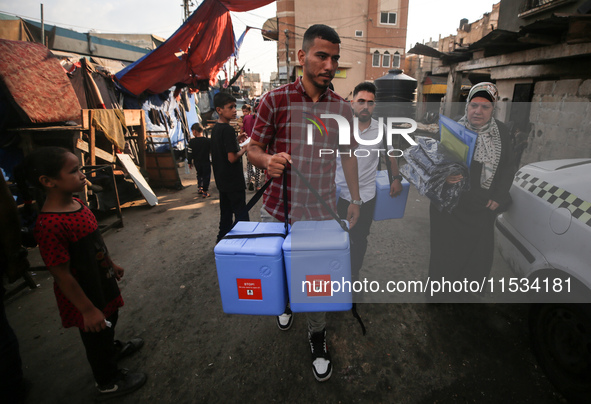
left=210, top=93, right=250, bottom=242
left=23, top=147, right=146, bottom=400
left=187, top=123, right=211, bottom=198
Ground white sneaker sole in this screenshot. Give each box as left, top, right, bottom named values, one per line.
left=313, top=366, right=332, bottom=382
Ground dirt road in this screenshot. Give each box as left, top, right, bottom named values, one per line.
left=5, top=171, right=566, bottom=403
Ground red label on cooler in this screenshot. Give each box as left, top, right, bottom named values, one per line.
left=305, top=274, right=332, bottom=297
left=237, top=279, right=263, bottom=300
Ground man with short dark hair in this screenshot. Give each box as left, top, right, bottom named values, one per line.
left=336, top=82, right=403, bottom=283
left=247, top=24, right=360, bottom=382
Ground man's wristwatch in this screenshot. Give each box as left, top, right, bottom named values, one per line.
left=391, top=175, right=403, bottom=182
left=351, top=199, right=363, bottom=206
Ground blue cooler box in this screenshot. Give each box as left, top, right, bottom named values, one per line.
left=214, top=222, right=288, bottom=315
left=373, top=170, right=410, bottom=221
left=282, top=221, right=352, bottom=312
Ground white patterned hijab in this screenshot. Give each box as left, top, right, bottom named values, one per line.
left=457, top=82, right=501, bottom=189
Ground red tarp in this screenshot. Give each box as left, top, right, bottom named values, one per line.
left=115, top=0, right=274, bottom=96
left=0, top=39, right=81, bottom=124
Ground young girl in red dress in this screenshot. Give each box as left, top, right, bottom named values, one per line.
left=24, top=147, right=146, bottom=400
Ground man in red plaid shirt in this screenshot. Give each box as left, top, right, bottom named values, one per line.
left=248, top=24, right=361, bottom=382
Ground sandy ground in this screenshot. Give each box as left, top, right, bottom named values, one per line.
left=4, top=170, right=567, bottom=403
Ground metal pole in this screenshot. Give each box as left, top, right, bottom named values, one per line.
left=284, top=30, right=290, bottom=82
left=40, top=4, right=44, bottom=46
left=183, top=0, right=192, bottom=21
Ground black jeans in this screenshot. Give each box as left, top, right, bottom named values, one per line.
left=79, top=311, right=119, bottom=386
left=217, top=190, right=249, bottom=242
left=337, top=196, right=376, bottom=282
left=196, top=163, right=211, bottom=192
left=0, top=284, right=24, bottom=401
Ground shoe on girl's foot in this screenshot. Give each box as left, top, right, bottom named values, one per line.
left=96, top=370, right=147, bottom=401
left=113, top=338, right=144, bottom=362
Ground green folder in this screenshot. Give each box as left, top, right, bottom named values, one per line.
left=441, top=125, right=469, bottom=162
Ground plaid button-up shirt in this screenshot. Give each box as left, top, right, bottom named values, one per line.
left=251, top=77, right=356, bottom=222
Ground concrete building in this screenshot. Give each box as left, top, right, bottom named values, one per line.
left=410, top=0, right=591, bottom=166
left=274, top=0, right=409, bottom=98
left=241, top=72, right=264, bottom=98
left=404, top=38, right=441, bottom=80
left=455, top=3, right=499, bottom=49
left=407, top=2, right=500, bottom=124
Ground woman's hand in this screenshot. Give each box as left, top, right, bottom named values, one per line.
left=486, top=200, right=499, bottom=211
left=445, top=174, right=463, bottom=184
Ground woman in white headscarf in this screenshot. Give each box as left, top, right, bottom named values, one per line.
left=428, top=82, right=516, bottom=298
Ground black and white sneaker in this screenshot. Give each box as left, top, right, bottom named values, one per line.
left=309, top=329, right=332, bottom=382
left=96, top=370, right=147, bottom=401
left=276, top=307, right=293, bottom=331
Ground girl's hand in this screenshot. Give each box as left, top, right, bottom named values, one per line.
left=82, top=307, right=106, bottom=333
left=113, top=264, right=125, bottom=281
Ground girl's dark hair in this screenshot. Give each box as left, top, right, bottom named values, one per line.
left=21, top=146, right=71, bottom=190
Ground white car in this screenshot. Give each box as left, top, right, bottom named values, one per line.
left=495, top=158, right=591, bottom=403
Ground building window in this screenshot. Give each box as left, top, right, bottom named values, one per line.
left=382, top=51, right=390, bottom=68
left=380, top=12, right=397, bottom=25
left=392, top=51, right=400, bottom=68
left=372, top=51, right=381, bottom=67
left=355, top=30, right=363, bottom=37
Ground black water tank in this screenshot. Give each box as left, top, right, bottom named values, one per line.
left=374, top=68, right=417, bottom=119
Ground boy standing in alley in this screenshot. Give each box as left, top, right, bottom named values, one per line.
left=210, top=92, right=249, bottom=243
left=187, top=123, right=211, bottom=198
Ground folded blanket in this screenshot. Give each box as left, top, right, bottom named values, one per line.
left=400, top=136, right=469, bottom=213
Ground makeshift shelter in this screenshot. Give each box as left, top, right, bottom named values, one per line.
left=67, top=58, right=122, bottom=110
left=58, top=53, right=198, bottom=189
left=115, top=0, right=274, bottom=95
left=121, top=87, right=201, bottom=189
left=0, top=39, right=81, bottom=125
left=0, top=39, right=153, bottom=220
